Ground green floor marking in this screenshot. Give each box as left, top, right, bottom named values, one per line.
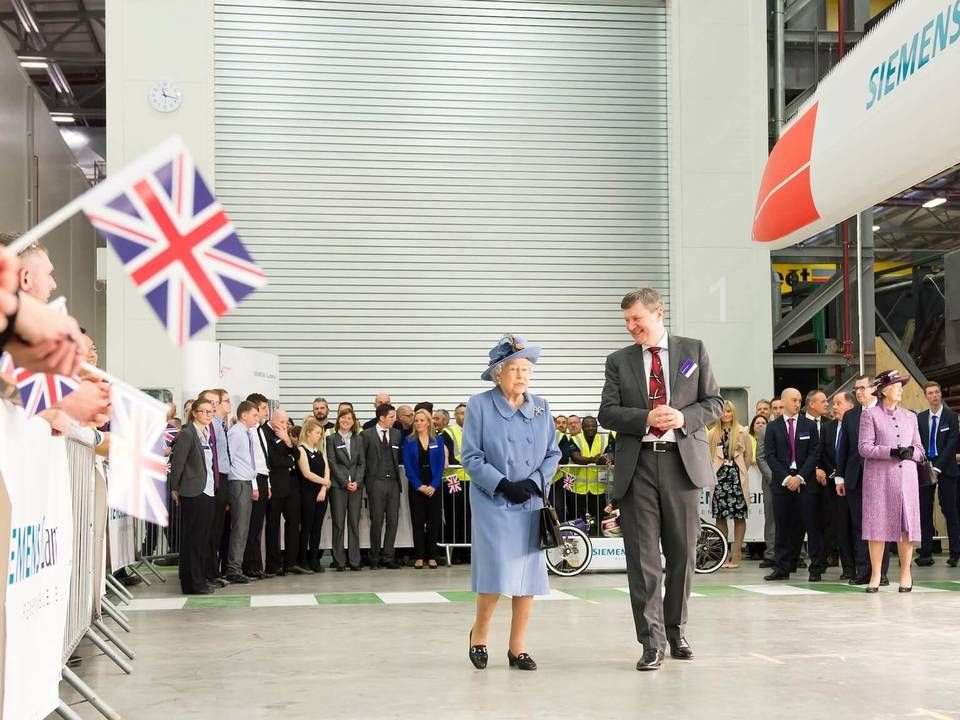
left=314, top=592, right=383, bottom=605
left=563, top=587, right=631, bottom=601
left=692, top=585, right=755, bottom=597
left=438, top=591, right=477, bottom=603
left=915, top=581, right=960, bottom=591
left=184, top=595, right=251, bottom=609
left=788, top=582, right=864, bottom=594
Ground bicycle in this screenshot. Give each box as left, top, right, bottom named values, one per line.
left=544, top=514, right=729, bottom=577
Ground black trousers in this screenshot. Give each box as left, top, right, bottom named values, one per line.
left=409, top=486, right=443, bottom=561
left=243, top=474, right=269, bottom=574
left=206, top=475, right=230, bottom=580
left=827, top=490, right=856, bottom=575
left=266, top=487, right=301, bottom=573
left=846, top=484, right=890, bottom=577
left=298, top=481, right=329, bottom=567
left=773, top=486, right=826, bottom=574
left=920, top=475, right=960, bottom=558
left=178, top=493, right=214, bottom=594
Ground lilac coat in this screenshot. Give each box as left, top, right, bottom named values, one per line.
left=858, top=405, right=924, bottom=542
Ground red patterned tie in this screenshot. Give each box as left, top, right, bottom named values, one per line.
left=648, top=346, right=667, bottom=438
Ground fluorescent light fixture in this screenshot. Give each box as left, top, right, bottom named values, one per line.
left=872, top=224, right=880, bottom=231
left=923, top=196, right=947, bottom=208
left=19, top=59, right=48, bottom=69
left=50, top=114, right=75, bottom=124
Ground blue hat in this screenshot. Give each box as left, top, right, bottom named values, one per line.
left=481, top=335, right=541, bottom=382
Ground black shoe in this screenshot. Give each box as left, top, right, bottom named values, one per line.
left=669, top=638, right=693, bottom=660
left=369, top=562, right=380, bottom=570
left=865, top=585, right=879, bottom=593
left=469, top=630, right=488, bottom=670
left=916, top=557, right=935, bottom=567
left=209, top=578, right=228, bottom=588
left=206, top=583, right=219, bottom=593
left=948, top=555, right=960, bottom=568
left=636, top=648, right=664, bottom=671
left=796, top=558, right=807, bottom=569
left=507, top=650, right=537, bottom=671
left=848, top=575, right=869, bottom=585
left=245, top=570, right=264, bottom=579
left=262, top=572, right=276, bottom=579
left=764, top=570, right=790, bottom=581
left=336, top=565, right=346, bottom=572
left=349, top=565, right=363, bottom=571
left=758, top=559, right=775, bottom=568
left=242, top=574, right=259, bottom=582
left=384, top=561, right=402, bottom=569
left=898, top=584, right=913, bottom=592
left=839, top=571, right=853, bottom=581
left=225, top=574, right=249, bottom=584
left=288, top=565, right=308, bottom=575
left=808, top=573, right=822, bottom=582
left=880, top=577, right=890, bottom=587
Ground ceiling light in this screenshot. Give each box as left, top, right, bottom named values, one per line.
left=923, top=197, right=947, bottom=208
left=872, top=224, right=880, bottom=232
left=19, top=59, right=48, bottom=69
left=50, top=114, right=75, bottom=124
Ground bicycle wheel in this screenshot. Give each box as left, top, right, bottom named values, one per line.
left=545, top=526, right=592, bottom=577
left=695, top=522, right=728, bottom=574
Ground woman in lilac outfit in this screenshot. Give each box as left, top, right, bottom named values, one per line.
left=858, top=370, right=925, bottom=593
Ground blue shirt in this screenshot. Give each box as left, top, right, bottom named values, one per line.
left=211, top=417, right=231, bottom=476
left=227, top=422, right=257, bottom=483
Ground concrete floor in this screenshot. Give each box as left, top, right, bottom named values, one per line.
left=62, top=558, right=960, bottom=720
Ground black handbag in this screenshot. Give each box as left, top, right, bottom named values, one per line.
left=536, top=471, right=563, bottom=550
left=917, top=455, right=938, bottom=488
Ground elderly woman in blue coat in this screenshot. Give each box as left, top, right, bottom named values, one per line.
left=462, top=335, right=561, bottom=671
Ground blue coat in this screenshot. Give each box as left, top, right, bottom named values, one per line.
left=462, top=388, right=561, bottom=596
left=402, top=435, right=446, bottom=490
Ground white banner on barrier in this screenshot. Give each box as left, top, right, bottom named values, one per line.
left=107, top=506, right=137, bottom=572
left=699, top=465, right=767, bottom=543
left=0, top=404, right=73, bottom=720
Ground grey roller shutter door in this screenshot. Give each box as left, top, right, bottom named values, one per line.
left=214, top=0, right=668, bottom=418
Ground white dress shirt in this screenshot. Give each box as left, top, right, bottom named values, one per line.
left=641, top=331, right=676, bottom=443
left=253, top=423, right=269, bottom=476
left=781, top=412, right=804, bottom=484
left=194, top=422, right=216, bottom=497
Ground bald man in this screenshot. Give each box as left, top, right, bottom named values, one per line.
left=763, top=388, right=823, bottom=581
left=263, top=408, right=308, bottom=576
left=362, top=392, right=392, bottom=430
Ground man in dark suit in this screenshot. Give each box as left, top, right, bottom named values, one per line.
left=836, top=375, right=889, bottom=585
left=362, top=404, right=403, bottom=569
left=822, top=392, right=856, bottom=579
left=599, top=288, right=723, bottom=671
left=243, top=393, right=272, bottom=578
left=917, top=381, right=960, bottom=566
left=799, top=388, right=830, bottom=578
left=763, top=388, right=822, bottom=581
left=263, top=408, right=306, bottom=575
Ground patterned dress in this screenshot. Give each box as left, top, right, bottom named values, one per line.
left=712, top=429, right=748, bottom=520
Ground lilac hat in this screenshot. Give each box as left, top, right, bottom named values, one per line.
left=480, top=335, right=541, bottom=382
left=873, top=369, right=911, bottom=392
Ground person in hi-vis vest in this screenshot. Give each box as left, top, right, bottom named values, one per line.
left=565, top=416, right=613, bottom=529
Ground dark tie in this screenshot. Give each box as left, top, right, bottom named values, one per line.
left=381, top=429, right=389, bottom=448
left=648, top=346, right=667, bottom=439
left=835, top=424, right=843, bottom=466
left=221, top=420, right=231, bottom=462
left=930, top=415, right=939, bottom=459
left=209, top=426, right=221, bottom=489
left=787, top=417, right=796, bottom=467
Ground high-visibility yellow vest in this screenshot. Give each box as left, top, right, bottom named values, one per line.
left=569, top=433, right=608, bottom=495
left=444, top=424, right=463, bottom=460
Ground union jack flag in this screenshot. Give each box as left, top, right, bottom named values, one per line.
left=84, top=140, right=266, bottom=345
left=562, top=472, right=576, bottom=491
left=0, top=352, right=78, bottom=417
left=163, top=423, right=179, bottom=446
left=108, top=383, right=170, bottom=526
left=446, top=476, right=462, bottom=494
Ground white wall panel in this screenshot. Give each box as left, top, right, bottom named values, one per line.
left=214, top=0, right=668, bottom=418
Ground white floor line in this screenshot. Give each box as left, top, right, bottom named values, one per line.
left=732, top=584, right=824, bottom=596
left=613, top=585, right=704, bottom=597
left=536, top=589, right=578, bottom=601
left=124, top=597, right=188, bottom=611
left=376, top=591, right=451, bottom=604
left=249, top=593, right=320, bottom=608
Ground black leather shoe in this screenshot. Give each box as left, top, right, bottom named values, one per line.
left=288, top=565, right=308, bottom=575
left=384, top=561, right=402, bottom=569
left=848, top=575, right=869, bottom=585
left=209, top=578, right=228, bottom=588
left=468, top=630, right=487, bottom=670
left=796, top=558, right=807, bottom=569
left=246, top=570, right=265, bottom=579
left=189, top=587, right=214, bottom=595
left=764, top=570, right=790, bottom=581
left=262, top=572, right=276, bottom=579
left=898, top=585, right=913, bottom=593
left=507, top=650, right=537, bottom=671
left=948, top=555, right=959, bottom=568
left=225, top=574, right=249, bottom=584
left=880, top=577, right=890, bottom=586
left=369, top=562, right=380, bottom=570
left=808, top=573, right=822, bottom=582
left=636, top=648, right=664, bottom=671
left=758, top=559, right=775, bottom=568
left=839, top=571, right=853, bottom=581
left=669, top=638, right=693, bottom=660
left=335, top=565, right=346, bottom=572
left=916, top=557, right=935, bottom=567
left=349, top=565, right=363, bottom=571
left=865, top=585, right=879, bottom=593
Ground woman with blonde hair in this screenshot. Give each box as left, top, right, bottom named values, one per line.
left=708, top=401, right=754, bottom=568
left=297, top=417, right=332, bottom=572
left=402, top=408, right=448, bottom=569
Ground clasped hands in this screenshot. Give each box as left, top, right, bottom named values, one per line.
left=496, top=478, right=542, bottom=504
left=647, top=405, right=684, bottom=432
left=417, top=484, right=436, bottom=497
left=889, top=446, right=915, bottom=461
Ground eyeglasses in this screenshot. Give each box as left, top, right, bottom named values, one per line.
left=196, top=409, right=214, bottom=415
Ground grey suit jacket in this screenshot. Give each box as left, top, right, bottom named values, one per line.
left=326, top=432, right=366, bottom=490
left=361, top=426, right=402, bottom=485
left=168, top=423, right=211, bottom=498
left=598, top=334, right=723, bottom=496
left=755, top=424, right=773, bottom=483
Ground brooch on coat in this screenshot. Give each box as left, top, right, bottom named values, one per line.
left=534, top=405, right=545, bottom=416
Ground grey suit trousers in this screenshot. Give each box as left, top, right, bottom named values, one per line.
left=226, top=480, right=253, bottom=576
left=330, top=486, right=364, bottom=568
left=367, top=477, right=400, bottom=563
left=619, top=448, right=699, bottom=651
left=762, top=473, right=776, bottom=560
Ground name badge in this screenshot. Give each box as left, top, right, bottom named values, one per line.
left=679, top=359, right=698, bottom=378
left=336, top=442, right=347, bottom=449
left=429, top=444, right=438, bottom=450
left=798, top=434, right=810, bottom=441
left=391, top=445, right=399, bottom=450
left=940, top=426, right=949, bottom=433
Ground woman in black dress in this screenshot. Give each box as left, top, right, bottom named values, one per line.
left=297, top=418, right=331, bottom=572
left=708, top=401, right=753, bottom=568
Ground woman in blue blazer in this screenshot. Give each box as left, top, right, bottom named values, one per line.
left=403, top=409, right=448, bottom=569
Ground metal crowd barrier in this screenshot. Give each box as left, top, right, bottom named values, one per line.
left=438, top=464, right=614, bottom=565
left=129, top=502, right=182, bottom=586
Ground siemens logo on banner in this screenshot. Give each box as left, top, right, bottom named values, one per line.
left=866, top=1, right=960, bottom=110
left=8, top=518, right=60, bottom=585
left=593, top=547, right=625, bottom=558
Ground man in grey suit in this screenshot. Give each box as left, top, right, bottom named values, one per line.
left=362, top=403, right=403, bottom=569
left=599, top=288, right=723, bottom=671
